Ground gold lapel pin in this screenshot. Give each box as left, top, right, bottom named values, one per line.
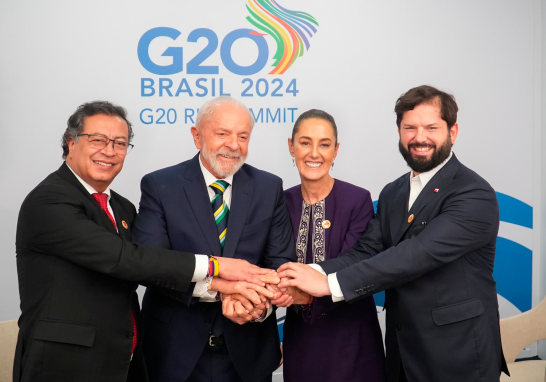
left=322, top=220, right=331, bottom=229
left=408, top=214, right=414, bottom=223
left=122, top=220, right=129, bottom=229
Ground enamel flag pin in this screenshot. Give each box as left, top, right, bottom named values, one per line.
left=322, top=220, right=331, bottom=229
left=434, top=189, right=439, bottom=193
left=408, top=214, right=414, bottom=223
left=122, top=220, right=129, bottom=229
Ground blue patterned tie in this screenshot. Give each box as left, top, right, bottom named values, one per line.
left=210, top=180, right=229, bottom=249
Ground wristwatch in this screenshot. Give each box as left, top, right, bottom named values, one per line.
left=252, top=309, right=268, bottom=323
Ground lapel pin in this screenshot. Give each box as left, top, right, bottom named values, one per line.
left=434, top=189, right=439, bottom=193
left=408, top=214, right=414, bottom=223
left=322, top=220, right=331, bottom=229
left=122, top=220, right=129, bottom=229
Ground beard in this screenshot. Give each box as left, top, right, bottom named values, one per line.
left=201, top=143, right=246, bottom=178
left=399, top=135, right=452, bottom=174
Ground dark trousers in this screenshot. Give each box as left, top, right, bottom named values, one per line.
left=186, top=342, right=272, bottom=382
left=398, top=364, right=408, bottom=382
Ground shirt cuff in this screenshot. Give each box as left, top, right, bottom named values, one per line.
left=308, top=263, right=326, bottom=275
left=328, top=273, right=345, bottom=303
left=193, top=277, right=218, bottom=301
left=192, top=254, right=209, bottom=282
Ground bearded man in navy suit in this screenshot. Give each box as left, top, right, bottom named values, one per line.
left=133, top=97, right=296, bottom=382
left=279, top=85, right=509, bottom=382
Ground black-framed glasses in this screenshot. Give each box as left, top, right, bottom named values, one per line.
left=77, top=134, right=134, bottom=154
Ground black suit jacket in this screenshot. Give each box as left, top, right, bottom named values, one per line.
left=320, top=155, right=509, bottom=382
left=14, top=163, right=196, bottom=382
left=132, top=154, right=296, bottom=382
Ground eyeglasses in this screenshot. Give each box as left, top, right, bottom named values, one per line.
left=77, top=134, right=134, bottom=154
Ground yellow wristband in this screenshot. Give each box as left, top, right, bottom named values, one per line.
left=212, top=258, right=220, bottom=277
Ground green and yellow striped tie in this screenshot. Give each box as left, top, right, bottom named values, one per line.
left=210, top=180, right=229, bottom=249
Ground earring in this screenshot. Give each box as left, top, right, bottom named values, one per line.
left=331, top=162, right=334, bottom=170
left=292, top=157, right=295, bottom=166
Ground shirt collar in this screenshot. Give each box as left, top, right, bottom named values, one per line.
left=198, top=154, right=234, bottom=187
left=66, top=163, right=112, bottom=200
left=410, top=151, right=453, bottom=187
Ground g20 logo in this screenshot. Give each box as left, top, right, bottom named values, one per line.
left=137, top=0, right=319, bottom=76
left=137, top=27, right=270, bottom=76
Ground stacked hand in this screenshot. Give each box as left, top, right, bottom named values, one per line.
left=213, top=259, right=282, bottom=325
left=277, top=262, right=331, bottom=297
left=213, top=259, right=330, bottom=325
left=220, top=272, right=281, bottom=325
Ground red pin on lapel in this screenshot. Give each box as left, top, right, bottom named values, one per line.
left=434, top=189, right=439, bottom=193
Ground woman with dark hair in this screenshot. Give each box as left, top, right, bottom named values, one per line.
left=282, top=109, right=386, bottom=382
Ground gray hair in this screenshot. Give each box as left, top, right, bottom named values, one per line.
left=61, top=101, right=133, bottom=159
left=196, top=96, right=255, bottom=129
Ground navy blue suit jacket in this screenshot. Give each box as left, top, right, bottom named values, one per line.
left=133, top=154, right=296, bottom=382
left=320, top=155, right=509, bottom=382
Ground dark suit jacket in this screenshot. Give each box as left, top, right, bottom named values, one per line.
left=320, top=155, right=508, bottom=382
left=14, top=163, right=196, bottom=382
left=283, top=180, right=386, bottom=382
left=132, top=154, right=296, bottom=382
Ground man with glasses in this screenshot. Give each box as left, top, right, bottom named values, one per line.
left=14, top=101, right=272, bottom=382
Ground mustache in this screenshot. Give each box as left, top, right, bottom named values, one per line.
left=217, top=147, right=242, bottom=158
left=408, top=142, right=436, bottom=149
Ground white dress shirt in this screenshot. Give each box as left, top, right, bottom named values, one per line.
left=193, top=156, right=234, bottom=300
left=196, top=157, right=273, bottom=319
left=66, top=163, right=206, bottom=283
left=311, top=151, right=453, bottom=302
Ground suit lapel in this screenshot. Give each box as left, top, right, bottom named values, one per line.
left=110, top=194, right=130, bottom=240
left=390, top=173, right=411, bottom=244
left=184, top=155, right=222, bottom=257
left=222, top=166, right=254, bottom=259
left=57, top=163, right=118, bottom=235
left=324, top=186, right=335, bottom=260
left=394, top=154, right=461, bottom=244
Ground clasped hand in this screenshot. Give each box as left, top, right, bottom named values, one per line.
left=214, top=258, right=325, bottom=325
left=216, top=272, right=279, bottom=325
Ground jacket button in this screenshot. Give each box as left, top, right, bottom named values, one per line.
left=204, top=318, right=212, bottom=324
left=396, top=324, right=401, bottom=331
left=370, top=284, right=376, bottom=291
left=355, top=289, right=360, bottom=295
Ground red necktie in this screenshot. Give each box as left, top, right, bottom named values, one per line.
left=92, top=193, right=137, bottom=354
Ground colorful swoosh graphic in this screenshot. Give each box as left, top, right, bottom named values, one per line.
left=246, top=0, right=319, bottom=74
